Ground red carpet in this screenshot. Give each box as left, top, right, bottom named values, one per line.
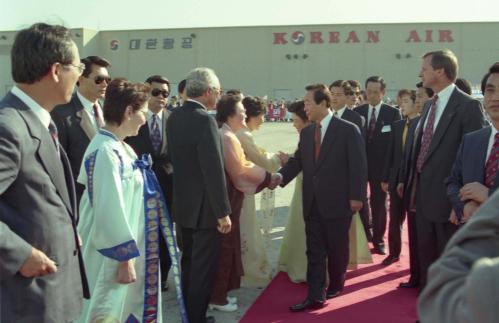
left=240, top=228, right=418, bottom=323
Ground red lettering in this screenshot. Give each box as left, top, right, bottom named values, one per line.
left=310, top=32, right=324, bottom=44
left=273, top=32, right=287, bottom=45
left=406, top=30, right=421, bottom=43
left=439, top=30, right=454, bottom=42
left=329, top=32, right=340, bottom=43
left=345, top=31, right=360, bottom=43
left=367, top=31, right=380, bottom=43
left=425, top=30, right=433, bottom=42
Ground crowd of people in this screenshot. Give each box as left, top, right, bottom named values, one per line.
left=1, top=22, right=499, bottom=323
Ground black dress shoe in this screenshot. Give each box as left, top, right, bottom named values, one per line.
left=381, top=255, right=399, bottom=266
left=289, top=299, right=325, bottom=312
left=326, top=289, right=342, bottom=299
left=206, top=316, right=215, bottom=323
left=398, top=281, right=419, bottom=289
left=374, top=244, right=386, bottom=255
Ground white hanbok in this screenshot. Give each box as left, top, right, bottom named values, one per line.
left=76, top=130, right=163, bottom=323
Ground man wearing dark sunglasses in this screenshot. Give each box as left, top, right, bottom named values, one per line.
left=52, top=55, right=111, bottom=204
left=126, top=74, right=175, bottom=292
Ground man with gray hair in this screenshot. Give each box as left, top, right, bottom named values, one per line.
left=167, top=67, right=231, bottom=323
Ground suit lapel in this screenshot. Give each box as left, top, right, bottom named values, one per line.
left=424, top=89, right=460, bottom=162
left=374, top=105, right=387, bottom=134
left=316, top=118, right=337, bottom=170
left=476, top=127, right=491, bottom=181
left=13, top=97, right=73, bottom=215
left=74, top=96, right=97, bottom=140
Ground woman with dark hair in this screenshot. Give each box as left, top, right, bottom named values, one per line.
left=77, top=78, right=186, bottom=323
left=209, top=94, right=274, bottom=312
left=235, top=96, right=282, bottom=287
left=277, top=101, right=311, bottom=282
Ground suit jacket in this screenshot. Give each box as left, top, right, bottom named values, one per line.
left=166, top=100, right=231, bottom=229
left=279, top=117, right=367, bottom=220
left=418, top=189, right=499, bottom=323
left=446, top=126, right=499, bottom=218
left=52, top=93, right=97, bottom=202
left=0, top=92, right=88, bottom=323
left=382, top=119, right=407, bottom=190
left=341, top=108, right=366, bottom=138
left=354, top=103, right=401, bottom=182
left=397, top=117, right=420, bottom=210
left=407, top=87, right=484, bottom=222
left=125, top=110, right=173, bottom=204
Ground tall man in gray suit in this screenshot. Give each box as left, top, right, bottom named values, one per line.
left=0, top=23, right=89, bottom=323
left=167, top=68, right=232, bottom=323
left=404, top=49, right=484, bottom=288
left=52, top=55, right=111, bottom=204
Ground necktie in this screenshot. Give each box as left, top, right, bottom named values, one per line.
left=485, top=133, right=499, bottom=188
left=314, top=123, right=322, bottom=160
left=368, top=107, right=377, bottom=143
left=48, top=119, right=60, bottom=156
left=150, top=114, right=162, bottom=154
left=416, top=95, right=439, bottom=173
left=93, top=104, right=104, bottom=128
left=402, top=119, right=409, bottom=149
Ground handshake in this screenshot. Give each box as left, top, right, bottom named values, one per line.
left=268, top=173, right=283, bottom=190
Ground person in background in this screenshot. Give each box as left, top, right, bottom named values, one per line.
left=455, top=77, right=473, bottom=95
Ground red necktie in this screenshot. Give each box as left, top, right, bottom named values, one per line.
left=368, top=107, right=377, bottom=143
left=416, top=95, right=439, bottom=173
left=485, top=133, right=499, bottom=188
left=48, top=120, right=60, bottom=157
left=314, top=123, right=322, bottom=160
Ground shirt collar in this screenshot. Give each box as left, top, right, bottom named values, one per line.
left=76, top=91, right=96, bottom=112
left=148, top=110, right=163, bottom=121
left=10, top=85, right=51, bottom=129
left=187, top=98, right=208, bottom=110
left=436, top=83, right=456, bottom=103
left=335, top=106, right=347, bottom=118
left=369, top=101, right=382, bottom=112
left=320, top=109, right=334, bottom=129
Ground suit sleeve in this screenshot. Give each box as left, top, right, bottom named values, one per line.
left=445, top=139, right=466, bottom=219
left=278, top=129, right=304, bottom=187
left=0, top=123, right=34, bottom=277
left=348, top=125, right=368, bottom=201
left=197, top=117, right=231, bottom=218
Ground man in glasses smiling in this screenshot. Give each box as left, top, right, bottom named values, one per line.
left=52, top=55, right=111, bottom=204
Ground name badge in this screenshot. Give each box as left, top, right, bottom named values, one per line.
left=381, top=125, right=391, bottom=133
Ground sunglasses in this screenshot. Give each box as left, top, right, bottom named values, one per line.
left=93, top=75, right=111, bottom=85
left=151, top=88, right=170, bottom=98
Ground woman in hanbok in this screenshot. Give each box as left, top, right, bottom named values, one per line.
left=235, top=96, right=282, bottom=287
left=209, top=94, right=276, bottom=312
left=277, top=101, right=310, bottom=282
left=77, top=78, right=186, bottom=323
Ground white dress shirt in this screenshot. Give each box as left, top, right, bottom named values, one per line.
left=334, top=106, right=347, bottom=119
left=423, top=83, right=456, bottom=131
left=77, top=92, right=103, bottom=130
left=147, top=110, right=163, bottom=140
left=485, top=126, right=499, bottom=163
left=11, top=86, right=51, bottom=129
left=367, top=102, right=382, bottom=123
left=319, top=109, right=334, bottom=143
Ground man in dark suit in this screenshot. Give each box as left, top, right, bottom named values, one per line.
left=52, top=55, right=111, bottom=204
left=167, top=67, right=232, bottom=323
left=404, top=49, right=484, bottom=288
left=381, top=90, right=419, bottom=266
left=126, top=75, right=173, bottom=291
left=278, top=84, right=367, bottom=312
left=330, top=80, right=372, bottom=241
left=446, top=63, right=499, bottom=224
left=0, top=23, right=88, bottom=323
left=354, top=76, right=401, bottom=254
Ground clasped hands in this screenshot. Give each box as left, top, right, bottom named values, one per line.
left=268, top=173, right=283, bottom=190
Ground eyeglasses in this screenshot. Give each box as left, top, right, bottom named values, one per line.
left=151, top=88, right=170, bottom=98
left=64, top=63, right=85, bottom=75
left=93, top=75, right=112, bottom=85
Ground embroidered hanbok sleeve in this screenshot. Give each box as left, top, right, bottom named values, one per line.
left=222, top=127, right=266, bottom=194
left=85, top=146, right=140, bottom=261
